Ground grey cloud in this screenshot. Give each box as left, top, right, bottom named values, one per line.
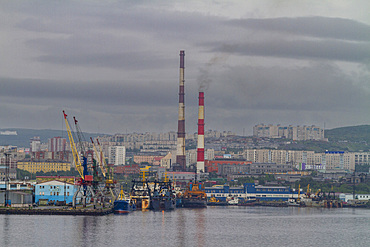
left=0, top=77, right=178, bottom=107
left=207, top=40, right=370, bottom=64
left=205, top=63, right=370, bottom=112
left=226, top=17, right=370, bottom=41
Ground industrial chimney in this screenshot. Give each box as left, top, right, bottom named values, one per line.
left=197, top=91, right=205, bottom=173
left=176, top=50, right=186, bottom=170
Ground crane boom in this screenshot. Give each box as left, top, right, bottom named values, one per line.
left=90, top=137, right=108, bottom=178
left=63, top=110, right=84, bottom=180
left=91, top=138, right=115, bottom=200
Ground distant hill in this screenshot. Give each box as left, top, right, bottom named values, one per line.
left=0, top=128, right=107, bottom=148
left=279, top=125, right=370, bottom=152
left=325, top=125, right=370, bottom=143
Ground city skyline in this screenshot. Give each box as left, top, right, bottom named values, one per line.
left=1, top=1, right=369, bottom=135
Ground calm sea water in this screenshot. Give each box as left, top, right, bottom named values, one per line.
left=1, top=207, right=369, bottom=247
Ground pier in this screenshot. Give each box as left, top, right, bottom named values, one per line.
left=0, top=207, right=113, bottom=216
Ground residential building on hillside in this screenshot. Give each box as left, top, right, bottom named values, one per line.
left=253, top=124, right=325, bottom=141
left=48, top=137, right=67, bottom=152
left=30, top=136, right=41, bottom=152
left=108, top=146, right=126, bottom=166
left=243, top=149, right=361, bottom=172
left=205, top=160, right=252, bottom=174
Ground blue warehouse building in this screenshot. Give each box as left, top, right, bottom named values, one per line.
left=205, top=183, right=298, bottom=201
left=35, top=180, right=77, bottom=205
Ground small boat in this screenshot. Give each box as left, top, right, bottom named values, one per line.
left=238, top=198, right=258, bottom=206
left=227, top=197, right=239, bottom=205
left=114, top=185, right=135, bottom=214
left=207, top=196, right=228, bottom=206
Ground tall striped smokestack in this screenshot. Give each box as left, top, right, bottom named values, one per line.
left=197, top=91, right=205, bottom=173
left=176, top=50, right=186, bottom=170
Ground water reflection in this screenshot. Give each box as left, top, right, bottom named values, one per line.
left=195, top=209, right=206, bottom=247
left=0, top=207, right=369, bottom=247
left=176, top=209, right=186, bottom=247
left=2, top=215, right=10, bottom=246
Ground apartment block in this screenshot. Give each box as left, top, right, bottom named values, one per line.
left=108, top=146, right=126, bottom=166
left=253, top=124, right=325, bottom=141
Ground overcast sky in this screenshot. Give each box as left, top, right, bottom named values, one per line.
left=1, top=0, right=369, bottom=135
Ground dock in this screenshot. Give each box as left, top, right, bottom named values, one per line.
left=0, top=207, right=113, bottom=216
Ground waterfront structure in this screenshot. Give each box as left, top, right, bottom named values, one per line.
left=108, top=146, right=126, bottom=166
left=0, top=191, right=33, bottom=206
left=17, top=160, right=71, bottom=173
left=35, top=180, right=76, bottom=205
left=339, top=193, right=370, bottom=202
left=0, top=180, right=34, bottom=190
left=205, top=183, right=299, bottom=201
left=253, top=124, right=325, bottom=141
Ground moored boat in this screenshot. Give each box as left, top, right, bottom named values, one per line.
left=114, top=185, right=135, bottom=214
left=130, top=179, right=151, bottom=210
left=207, top=196, right=228, bottom=206
left=113, top=200, right=135, bottom=214
left=182, top=181, right=207, bottom=208
left=151, top=180, right=176, bottom=211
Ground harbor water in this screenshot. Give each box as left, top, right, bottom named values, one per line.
left=1, top=206, right=369, bottom=247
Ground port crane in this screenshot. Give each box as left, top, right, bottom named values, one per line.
left=63, top=110, right=95, bottom=207
left=90, top=137, right=116, bottom=202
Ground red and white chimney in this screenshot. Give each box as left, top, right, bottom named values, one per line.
left=197, top=91, right=205, bottom=173
left=176, top=50, right=186, bottom=170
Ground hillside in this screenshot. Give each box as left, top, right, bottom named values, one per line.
left=279, top=125, right=370, bottom=152
left=324, top=125, right=370, bottom=143
left=0, top=128, right=107, bottom=148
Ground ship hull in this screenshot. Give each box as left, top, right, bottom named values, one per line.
left=151, top=198, right=176, bottom=211
left=113, top=200, right=134, bottom=214
left=182, top=199, right=207, bottom=208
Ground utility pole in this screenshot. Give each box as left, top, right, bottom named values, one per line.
left=4, top=153, right=10, bottom=207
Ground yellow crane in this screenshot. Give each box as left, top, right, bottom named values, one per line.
left=90, top=138, right=116, bottom=201
left=306, top=184, right=311, bottom=198
left=63, top=110, right=84, bottom=180
left=63, top=110, right=94, bottom=207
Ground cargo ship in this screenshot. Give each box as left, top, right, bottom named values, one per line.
left=182, top=181, right=207, bottom=208
left=151, top=180, right=176, bottom=211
